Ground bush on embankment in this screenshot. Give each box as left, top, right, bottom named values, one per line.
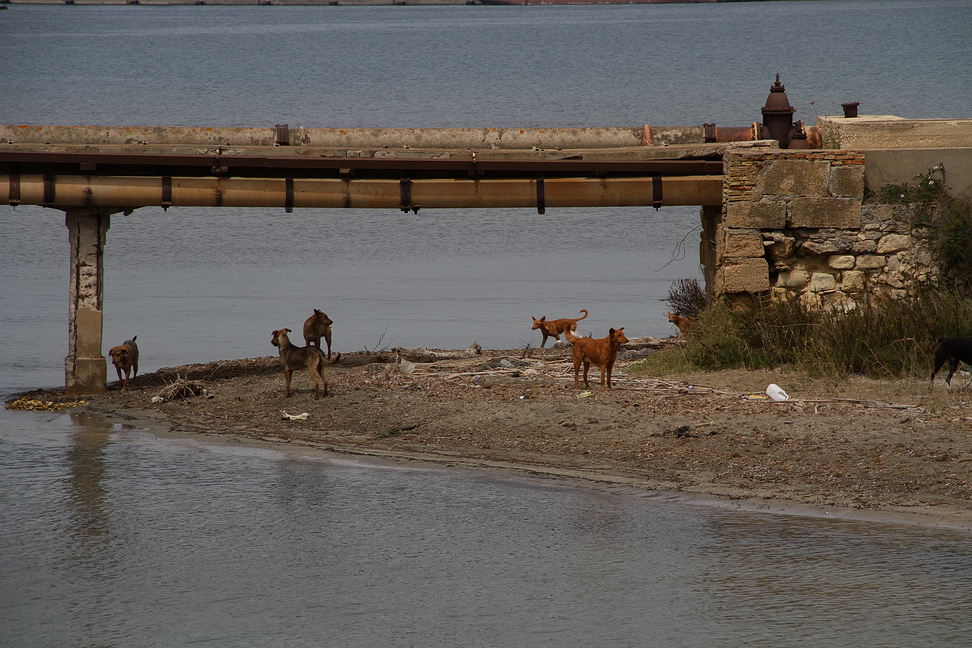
left=630, top=289, right=972, bottom=381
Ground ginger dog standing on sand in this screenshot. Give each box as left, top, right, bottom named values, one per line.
left=303, top=309, right=333, bottom=359
left=109, top=336, right=139, bottom=391
left=271, top=328, right=335, bottom=399
left=531, top=309, right=588, bottom=348
left=667, top=311, right=696, bottom=337
left=565, top=326, right=628, bottom=390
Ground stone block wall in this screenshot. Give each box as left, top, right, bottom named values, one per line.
left=710, top=149, right=937, bottom=309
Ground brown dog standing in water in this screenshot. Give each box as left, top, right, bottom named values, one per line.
left=531, top=309, right=588, bottom=348
left=109, top=336, right=139, bottom=391
left=565, top=326, right=628, bottom=390
left=271, top=328, right=333, bottom=398
left=303, top=309, right=333, bottom=359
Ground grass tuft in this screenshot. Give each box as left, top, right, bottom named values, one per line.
left=630, top=289, right=972, bottom=380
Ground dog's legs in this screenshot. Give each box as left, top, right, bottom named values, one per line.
left=284, top=367, right=293, bottom=397
left=317, top=361, right=328, bottom=398
left=582, top=359, right=591, bottom=390
left=930, top=352, right=949, bottom=389
left=945, top=358, right=961, bottom=392
left=325, top=330, right=332, bottom=359
left=309, top=358, right=321, bottom=399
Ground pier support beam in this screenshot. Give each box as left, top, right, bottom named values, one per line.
left=65, top=209, right=111, bottom=394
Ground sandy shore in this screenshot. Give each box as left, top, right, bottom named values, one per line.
left=10, top=346, right=972, bottom=531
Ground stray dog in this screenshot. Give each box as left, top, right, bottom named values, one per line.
left=271, top=328, right=335, bottom=398
left=303, top=309, right=333, bottom=359
left=565, top=326, right=628, bottom=390
left=109, top=336, right=139, bottom=391
left=930, top=337, right=972, bottom=391
left=532, top=309, right=588, bottom=348
left=667, top=311, right=696, bottom=337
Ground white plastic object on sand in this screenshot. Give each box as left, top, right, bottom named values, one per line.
left=765, top=384, right=789, bottom=402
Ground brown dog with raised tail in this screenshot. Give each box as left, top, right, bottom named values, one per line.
left=930, top=337, right=972, bottom=391
left=271, top=328, right=337, bottom=398
left=565, top=326, right=628, bottom=390
left=532, top=309, right=588, bottom=348
left=303, top=309, right=334, bottom=359
left=109, top=336, right=139, bottom=391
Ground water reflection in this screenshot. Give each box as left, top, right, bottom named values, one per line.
left=66, top=411, right=113, bottom=547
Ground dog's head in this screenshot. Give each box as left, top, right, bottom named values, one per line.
left=312, top=309, right=333, bottom=326
left=667, top=312, right=678, bottom=323
left=531, top=316, right=545, bottom=330
left=109, top=345, right=130, bottom=367
left=271, top=328, right=291, bottom=347
left=609, top=327, right=629, bottom=346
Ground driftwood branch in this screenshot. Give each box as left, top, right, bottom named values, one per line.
left=392, top=342, right=483, bottom=363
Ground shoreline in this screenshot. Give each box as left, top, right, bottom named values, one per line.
left=10, top=347, right=972, bottom=532
left=107, top=405, right=972, bottom=533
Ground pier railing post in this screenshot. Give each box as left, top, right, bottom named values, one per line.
left=65, top=210, right=111, bottom=394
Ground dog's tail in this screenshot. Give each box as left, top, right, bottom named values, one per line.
left=576, top=309, right=589, bottom=322
left=564, top=327, right=581, bottom=344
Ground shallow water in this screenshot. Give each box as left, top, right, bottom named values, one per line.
left=2, top=410, right=971, bottom=648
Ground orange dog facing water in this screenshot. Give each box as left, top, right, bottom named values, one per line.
left=531, top=309, right=588, bottom=348
left=565, top=326, right=628, bottom=390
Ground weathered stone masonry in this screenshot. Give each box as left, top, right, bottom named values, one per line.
left=703, top=149, right=938, bottom=308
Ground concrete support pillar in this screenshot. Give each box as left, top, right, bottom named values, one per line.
left=65, top=210, right=110, bottom=394
left=699, top=205, right=721, bottom=299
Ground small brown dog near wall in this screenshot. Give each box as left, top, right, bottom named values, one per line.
left=109, top=336, right=139, bottom=391
left=303, top=309, right=333, bottom=359
left=565, top=326, right=628, bottom=390
left=271, top=328, right=336, bottom=399
left=667, top=311, right=696, bottom=337
left=532, top=309, right=588, bottom=348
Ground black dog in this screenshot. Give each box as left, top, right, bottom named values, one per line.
left=930, top=337, right=972, bottom=391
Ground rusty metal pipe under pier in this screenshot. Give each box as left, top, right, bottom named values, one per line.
left=3, top=174, right=723, bottom=210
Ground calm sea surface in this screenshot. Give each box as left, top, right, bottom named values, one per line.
left=2, top=2, right=972, bottom=646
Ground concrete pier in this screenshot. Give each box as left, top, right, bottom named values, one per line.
left=65, top=210, right=111, bottom=394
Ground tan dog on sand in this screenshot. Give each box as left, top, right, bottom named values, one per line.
left=271, top=328, right=336, bottom=399
left=667, top=311, right=696, bottom=337
left=303, top=309, right=333, bottom=359
left=109, top=336, right=139, bottom=391
left=565, top=326, right=628, bottom=390
left=532, top=309, right=588, bottom=348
